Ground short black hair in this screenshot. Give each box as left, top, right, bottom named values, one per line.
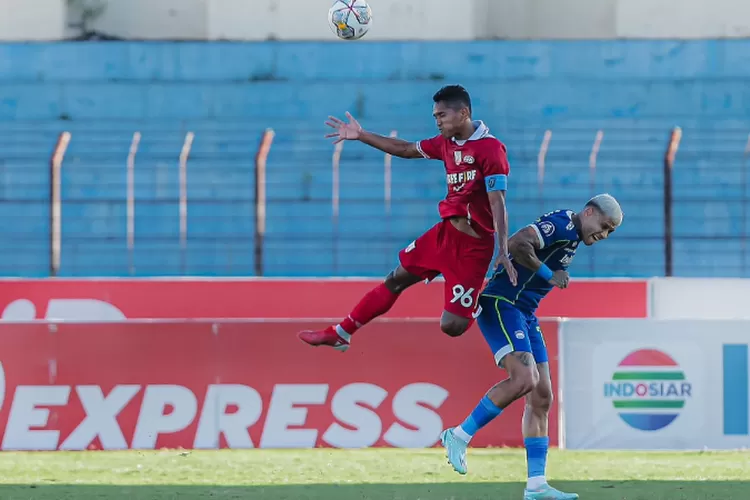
left=433, top=85, right=472, bottom=113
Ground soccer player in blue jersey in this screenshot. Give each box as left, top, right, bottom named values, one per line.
left=440, top=194, right=623, bottom=500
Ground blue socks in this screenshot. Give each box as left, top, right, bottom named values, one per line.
left=525, top=436, right=549, bottom=488
left=452, top=397, right=550, bottom=491
left=454, top=395, right=502, bottom=442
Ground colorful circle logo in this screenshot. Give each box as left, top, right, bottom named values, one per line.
left=604, top=349, right=692, bottom=431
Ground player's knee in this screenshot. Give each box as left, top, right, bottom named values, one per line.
left=504, top=352, right=538, bottom=396
left=515, top=369, right=538, bottom=396
left=440, top=316, right=469, bottom=337
left=532, top=385, right=554, bottom=412
left=384, top=275, right=403, bottom=293
left=526, top=379, right=553, bottom=414
left=504, top=370, right=535, bottom=400
left=384, top=267, right=419, bottom=294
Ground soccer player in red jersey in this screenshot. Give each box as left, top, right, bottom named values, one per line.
left=299, top=85, right=517, bottom=351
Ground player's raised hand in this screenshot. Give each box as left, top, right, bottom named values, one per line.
left=325, top=112, right=363, bottom=144
left=495, top=254, right=518, bottom=286
left=549, top=270, right=570, bottom=289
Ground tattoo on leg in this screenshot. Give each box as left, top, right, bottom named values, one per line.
left=512, top=351, right=534, bottom=367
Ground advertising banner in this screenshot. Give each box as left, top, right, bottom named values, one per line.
left=0, top=319, right=560, bottom=450
left=0, top=278, right=648, bottom=321
left=560, top=319, right=749, bottom=450
left=651, top=278, right=750, bottom=320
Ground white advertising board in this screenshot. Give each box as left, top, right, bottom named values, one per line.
left=560, top=319, right=750, bottom=450
left=650, top=278, right=750, bottom=320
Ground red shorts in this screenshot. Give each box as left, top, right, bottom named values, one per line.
left=398, top=220, right=495, bottom=319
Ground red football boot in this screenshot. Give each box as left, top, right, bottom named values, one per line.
left=298, top=326, right=350, bottom=352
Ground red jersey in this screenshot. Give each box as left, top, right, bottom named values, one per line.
left=416, top=121, right=510, bottom=237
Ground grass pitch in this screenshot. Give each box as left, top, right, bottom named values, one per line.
left=0, top=448, right=747, bottom=499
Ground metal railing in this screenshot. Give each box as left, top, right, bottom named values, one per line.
left=5, top=122, right=749, bottom=278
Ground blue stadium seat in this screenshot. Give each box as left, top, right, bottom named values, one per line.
left=1, top=41, right=749, bottom=277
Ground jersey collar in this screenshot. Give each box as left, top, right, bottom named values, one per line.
left=452, top=120, right=490, bottom=146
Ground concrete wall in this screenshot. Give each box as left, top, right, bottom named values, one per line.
left=2, top=0, right=750, bottom=41
left=617, top=0, right=750, bottom=38
left=87, top=0, right=208, bottom=40
left=0, top=0, right=65, bottom=41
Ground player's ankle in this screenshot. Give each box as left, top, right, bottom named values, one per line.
left=452, top=425, right=472, bottom=443
left=526, top=476, right=546, bottom=490
left=338, top=317, right=359, bottom=336
left=334, top=325, right=352, bottom=342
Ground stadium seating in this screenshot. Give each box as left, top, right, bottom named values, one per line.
left=1, top=41, right=749, bottom=277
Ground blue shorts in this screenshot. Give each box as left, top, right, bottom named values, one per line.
left=476, top=295, right=549, bottom=366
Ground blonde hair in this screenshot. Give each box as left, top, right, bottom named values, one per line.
left=587, top=193, right=623, bottom=227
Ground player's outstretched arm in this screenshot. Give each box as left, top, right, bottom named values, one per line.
left=325, top=112, right=423, bottom=159
left=359, top=130, right=423, bottom=158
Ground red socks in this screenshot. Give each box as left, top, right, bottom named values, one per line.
left=338, top=283, right=399, bottom=335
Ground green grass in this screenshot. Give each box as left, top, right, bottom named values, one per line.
left=0, top=448, right=747, bottom=499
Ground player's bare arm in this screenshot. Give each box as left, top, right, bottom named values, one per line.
left=508, top=227, right=569, bottom=289
left=325, top=112, right=422, bottom=158
left=489, top=190, right=518, bottom=286
left=508, top=227, right=542, bottom=269
left=359, top=130, right=423, bottom=158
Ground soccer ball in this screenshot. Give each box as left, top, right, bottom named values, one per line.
left=328, top=0, right=372, bottom=41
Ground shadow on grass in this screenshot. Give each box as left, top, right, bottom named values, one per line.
left=2, top=481, right=749, bottom=500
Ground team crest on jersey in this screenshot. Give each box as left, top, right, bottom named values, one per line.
left=539, top=221, right=555, bottom=236
left=454, top=151, right=475, bottom=165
